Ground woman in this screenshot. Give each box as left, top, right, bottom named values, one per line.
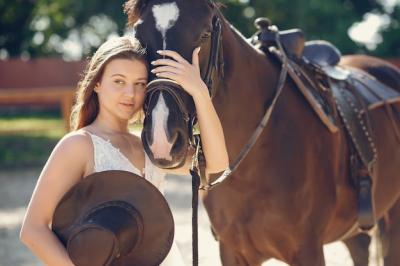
left=19, top=36, right=229, bottom=265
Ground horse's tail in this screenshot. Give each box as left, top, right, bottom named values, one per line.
left=340, top=55, right=400, bottom=92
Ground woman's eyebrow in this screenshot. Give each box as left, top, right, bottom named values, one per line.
left=111, top=73, right=126, bottom=78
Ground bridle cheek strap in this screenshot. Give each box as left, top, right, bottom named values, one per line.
left=203, top=15, right=222, bottom=96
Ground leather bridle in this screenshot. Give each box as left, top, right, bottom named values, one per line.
left=203, top=15, right=222, bottom=95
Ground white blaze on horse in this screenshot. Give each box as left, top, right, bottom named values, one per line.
left=152, top=2, right=180, bottom=50
left=150, top=92, right=173, bottom=161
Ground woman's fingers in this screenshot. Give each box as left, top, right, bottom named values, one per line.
left=151, top=58, right=184, bottom=69
left=157, top=50, right=186, bottom=64
left=155, top=71, right=178, bottom=79
left=153, top=49, right=207, bottom=97
left=192, top=47, right=201, bottom=70
left=152, top=66, right=182, bottom=74
left=155, top=48, right=200, bottom=70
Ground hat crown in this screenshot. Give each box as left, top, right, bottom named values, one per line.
left=81, top=201, right=143, bottom=255
left=52, top=170, right=174, bottom=266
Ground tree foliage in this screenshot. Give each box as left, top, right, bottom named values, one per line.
left=219, top=0, right=399, bottom=57
left=0, top=0, right=399, bottom=59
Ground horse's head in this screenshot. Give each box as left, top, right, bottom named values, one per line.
left=125, top=0, right=222, bottom=168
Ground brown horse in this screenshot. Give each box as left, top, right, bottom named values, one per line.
left=125, top=1, right=400, bottom=265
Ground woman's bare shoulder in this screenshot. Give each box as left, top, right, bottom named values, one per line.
left=43, top=130, right=94, bottom=179
left=22, top=130, right=94, bottom=226
left=51, top=130, right=94, bottom=162
left=58, top=130, right=92, bottom=149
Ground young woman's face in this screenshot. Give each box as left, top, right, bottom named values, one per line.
left=96, top=58, right=148, bottom=121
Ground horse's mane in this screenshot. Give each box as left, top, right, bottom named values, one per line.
left=124, top=0, right=147, bottom=26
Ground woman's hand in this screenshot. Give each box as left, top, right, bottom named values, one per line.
left=152, top=48, right=229, bottom=175
left=151, top=48, right=208, bottom=97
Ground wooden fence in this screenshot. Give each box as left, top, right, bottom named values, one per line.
left=0, top=58, right=85, bottom=130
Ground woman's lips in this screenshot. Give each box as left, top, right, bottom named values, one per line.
left=120, top=102, right=135, bottom=110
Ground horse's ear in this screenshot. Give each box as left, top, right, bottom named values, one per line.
left=124, top=0, right=147, bottom=26
left=207, top=1, right=224, bottom=9
left=206, top=0, right=215, bottom=8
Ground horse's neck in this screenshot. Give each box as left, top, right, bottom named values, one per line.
left=214, top=19, right=280, bottom=156
left=217, top=19, right=279, bottom=106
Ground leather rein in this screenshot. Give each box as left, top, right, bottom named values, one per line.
left=194, top=24, right=289, bottom=191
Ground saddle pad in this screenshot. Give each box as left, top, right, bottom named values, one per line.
left=329, top=68, right=400, bottom=172
left=344, top=68, right=400, bottom=152
left=347, top=68, right=400, bottom=112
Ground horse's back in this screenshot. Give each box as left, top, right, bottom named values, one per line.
left=340, top=54, right=400, bottom=92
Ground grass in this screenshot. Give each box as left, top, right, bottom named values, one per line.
left=0, top=117, right=65, bottom=138
left=0, top=114, right=143, bottom=169
left=0, top=116, right=64, bottom=169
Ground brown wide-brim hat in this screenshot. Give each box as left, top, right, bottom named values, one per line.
left=52, top=170, right=174, bottom=266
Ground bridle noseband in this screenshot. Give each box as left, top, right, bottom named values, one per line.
left=144, top=79, right=191, bottom=123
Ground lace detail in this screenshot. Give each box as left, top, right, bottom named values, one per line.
left=89, top=133, right=143, bottom=176
left=88, top=132, right=166, bottom=193
left=145, top=153, right=166, bottom=194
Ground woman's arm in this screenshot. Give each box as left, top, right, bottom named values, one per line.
left=20, top=133, right=91, bottom=266
left=151, top=48, right=229, bottom=175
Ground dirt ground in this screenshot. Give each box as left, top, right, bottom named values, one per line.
left=0, top=168, right=382, bottom=266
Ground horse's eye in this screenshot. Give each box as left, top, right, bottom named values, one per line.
left=201, top=32, right=212, bottom=40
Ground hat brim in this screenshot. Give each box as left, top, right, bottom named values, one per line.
left=52, top=170, right=174, bottom=266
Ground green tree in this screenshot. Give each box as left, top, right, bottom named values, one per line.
left=0, top=0, right=127, bottom=59
left=0, top=0, right=36, bottom=57
left=370, top=4, right=400, bottom=57
left=219, top=0, right=400, bottom=57
left=0, top=0, right=399, bottom=59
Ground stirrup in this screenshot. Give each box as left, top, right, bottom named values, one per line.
left=357, top=176, right=375, bottom=230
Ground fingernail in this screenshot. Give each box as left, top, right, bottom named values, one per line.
left=157, top=50, right=163, bottom=54
left=151, top=61, right=156, bottom=65
left=198, top=47, right=201, bottom=52
left=156, top=73, right=160, bottom=76
left=151, top=69, right=155, bottom=73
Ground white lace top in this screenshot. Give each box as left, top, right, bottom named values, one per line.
left=88, top=132, right=166, bottom=193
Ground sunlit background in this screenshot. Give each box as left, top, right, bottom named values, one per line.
left=1, top=0, right=399, bottom=60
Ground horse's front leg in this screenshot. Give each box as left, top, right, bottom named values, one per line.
left=342, top=233, right=371, bottom=266
left=219, top=242, right=262, bottom=266
left=383, top=197, right=400, bottom=266
left=289, top=243, right=325, bottom=266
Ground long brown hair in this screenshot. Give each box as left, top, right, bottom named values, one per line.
left=70, top=36, right=147, bottom=130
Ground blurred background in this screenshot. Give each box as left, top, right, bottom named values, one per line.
left=0, top=0, right=399, bottom=265
left=1, top=0, right=400, bottom=169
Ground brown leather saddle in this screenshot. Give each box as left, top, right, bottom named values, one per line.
left=250, top=17, right=400, bottom=230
